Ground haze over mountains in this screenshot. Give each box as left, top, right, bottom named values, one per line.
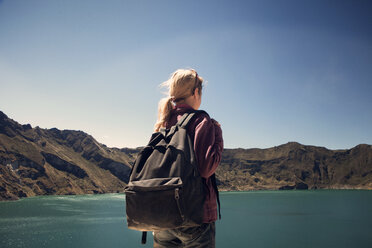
left=0, top=110, right=371, bottom=200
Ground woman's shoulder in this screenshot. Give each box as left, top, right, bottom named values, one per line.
left=194, top=109, right=210, bottom=118
left=191, top=110, right=212, bottom=126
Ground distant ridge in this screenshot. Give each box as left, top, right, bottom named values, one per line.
left=218, top=142, right=372, bottom=191
left=0, top=110, right=371, bottom=200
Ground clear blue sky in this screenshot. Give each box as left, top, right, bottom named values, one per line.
left=0, top=0, right=371, bottom=149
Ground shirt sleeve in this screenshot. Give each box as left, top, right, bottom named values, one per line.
left=193, top=115, right=224, bottom=178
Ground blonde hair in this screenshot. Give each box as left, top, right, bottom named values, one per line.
left=154, top=69, right=204, bottom=132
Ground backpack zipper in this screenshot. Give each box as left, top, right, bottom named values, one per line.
left=174, top=188, right=185, bottom=221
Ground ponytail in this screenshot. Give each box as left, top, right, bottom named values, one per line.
left=154, top=96, right=173, bottom=132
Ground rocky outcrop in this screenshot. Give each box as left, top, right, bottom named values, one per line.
left=41, top=152, right=88, bottom=179
left=87, top=153, right=131, bottom=183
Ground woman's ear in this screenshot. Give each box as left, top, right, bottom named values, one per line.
left=192, top=88, right=196, bottom=96
left=196, top=88, right=203, bottom=99
left=194, top=87, right=200, bottom=97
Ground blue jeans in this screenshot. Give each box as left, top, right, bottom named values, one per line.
left=153, top=222, right=215, bottom=248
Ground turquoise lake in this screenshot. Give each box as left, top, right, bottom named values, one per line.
left=0, top=190, right=371, bottom=248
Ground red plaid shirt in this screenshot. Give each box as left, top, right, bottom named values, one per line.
left=165, top=104, right=224, bottom=223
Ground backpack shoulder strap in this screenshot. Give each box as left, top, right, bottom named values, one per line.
left=177, top=110, right=209, bottom=129
left=177, top=111, right=221, bottom=219
left=176, top=112, right=194, bottom=127
left=211, top=174, right=222, bottom=219
left=141, top=231, right=147, bottom=244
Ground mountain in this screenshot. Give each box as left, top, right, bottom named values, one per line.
left=0, top=111, right=133, bottom=200
left=0, top=110, right=371, bottom=200
left=217, top=142, right=372, bottom=190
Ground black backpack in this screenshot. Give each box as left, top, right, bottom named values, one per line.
left=124, top=111, right=220, bottom=243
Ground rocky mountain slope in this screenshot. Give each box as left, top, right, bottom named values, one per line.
left=0, top=110, right=371, bottom=200
left=0, top=111, right=133, bottom=200
left=217, top=142, right=372, bottom=191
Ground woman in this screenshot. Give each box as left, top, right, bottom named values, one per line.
left=153, top=69, right=224, bottom=248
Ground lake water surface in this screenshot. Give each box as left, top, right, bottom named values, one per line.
left=0, top=190, right=371, bottom=248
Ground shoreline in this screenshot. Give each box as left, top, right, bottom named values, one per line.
left=1, top=187, right=371, bottom=202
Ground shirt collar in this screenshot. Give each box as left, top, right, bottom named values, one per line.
left=174, top=103, right=194, bottom=111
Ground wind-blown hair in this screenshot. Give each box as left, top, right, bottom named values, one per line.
left=154, top=69, right=203, bottom=132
